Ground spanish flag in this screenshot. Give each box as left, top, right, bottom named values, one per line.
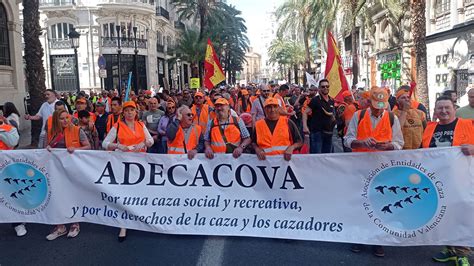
left=324, top=31, right=350, bottom=102
left=204, top=39, right=226, bottom=89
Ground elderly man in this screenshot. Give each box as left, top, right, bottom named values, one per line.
left=344, top=87, right=404, bottom=258
left=142, top=97, right=164, bottom=153
left=393, top=88, right=426, bottom=150
left=424, top=96, right=474, bottom=266
left=204, top=98, right=251, bottom=159
left=252, top=97, right=303, bottom=161
left=456, top=88, right=474, bottom=119
left=191, top=91, right=214, bottom=131
left=167, top=105, right=204, bottom=160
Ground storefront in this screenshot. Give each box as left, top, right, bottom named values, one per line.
left=103, top=54, right=147, bottom=92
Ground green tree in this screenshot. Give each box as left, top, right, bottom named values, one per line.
left=23, top=0, right=46, bottom=146
left=268, top=37, right=305, bottom=83
left=174, top=28, right=206, bottom=78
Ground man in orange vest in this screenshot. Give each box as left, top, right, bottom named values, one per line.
left=167, top=105, right=204, bottom=160
left=204, top=98, right=251, bottom=159
left=343, top=87, right=404, bottom=257
left=252, top=97, right=303, bottom=161
left=106, top=97, right=122, bottom=133
left=425, top=96, right=473, bottom=266
left=73, top=98, right=96, bottom=123
left=191, top=91, right=214, bottom=131
left=273, top=84, right=295, bottom=116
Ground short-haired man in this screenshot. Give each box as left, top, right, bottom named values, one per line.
left=106, top=97, right=122, bottom=133
left=303, top=79, right=336, bottom=154
left=252, top=97, right=303, bottom=161
left=24, top=89, right=58, bottom=148
left=251, top=84, right=272, bottom=127
left=425, top=96, right=473, bottom=266
left=94, top=101, right=109, bottom=146
left=142, top=97, right=164, bottom=153
left=191, top=91, right=214, bottom=131
left=455, top=88, right=474, bottom=119
left=167, top=105, right=204, bottom=160
left=78, top=110, right=99, bottom=150
left=204, top=98, right=251, bottom=159
left=273, top=84, right=295, bottom=116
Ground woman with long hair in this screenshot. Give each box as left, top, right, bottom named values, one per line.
left=45, top=109, right=91, bottom=240
left=237, top=89, right=252, bottom=115
left=102, top=101, right=153, bottom=242
left=2, top=102, right=20, bottom=129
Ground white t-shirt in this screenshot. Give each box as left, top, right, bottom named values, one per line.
left=36, top=100, right=58, bottom=126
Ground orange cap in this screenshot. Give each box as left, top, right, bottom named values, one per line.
left=122, top=101, right=137, bottom=109
left=370, top=87, right=389, bottom=109
left=341, top=90, right=352, bottom=98
left=361, top=91, right=370, bottom=99
left=241, top=89, right=249, bottom=96
left=264, top=97, right=279, bottom=107
left=214, top=98, right=229, bottom=105
left=396, top=89, right=410, bottom=99
left=194, top=91, right=204, bottom=98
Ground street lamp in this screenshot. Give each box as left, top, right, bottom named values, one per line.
left=115, top=25, right=122, bottom=94
left=68, top=28, right=80, bottom=93
left=176, top=58, right=181, bottom=92
left=133, top=26, right=139, bottom=94
left=362, top=39, right=371, bottom=89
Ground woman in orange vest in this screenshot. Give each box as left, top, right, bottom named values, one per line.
left=253, top=97, right=303, bottom=161
left=236, top=89, right=252, bottom=115
left=166, top=105, right=203, bottom=159
left=102, top=101, right=154, bottom=242
left=45, top=109, right=91, bottom=241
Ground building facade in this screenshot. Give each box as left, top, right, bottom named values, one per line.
left=240, top=47, right=261, bottom=84
left=0, top=0, right=27, bottom=129
left=426, top=0, right=474, bottom=108
left=36, top=0, right=190, bottom=93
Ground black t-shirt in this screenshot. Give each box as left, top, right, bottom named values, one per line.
left=251, top=118, right=302, bottom=144
left=308, top=95, right=335, bottom=133
left=429, top=118, right=458, bottom=148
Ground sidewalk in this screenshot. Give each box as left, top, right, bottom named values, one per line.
left=18, top=127, right=33, bottom=149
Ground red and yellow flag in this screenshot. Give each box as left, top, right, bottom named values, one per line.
left=204, top=39, right=226, bottom=89
left=324, top=31, right=350, bottom=102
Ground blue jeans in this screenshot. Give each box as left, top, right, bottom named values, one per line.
left=310, top=131, right=333, bottom=154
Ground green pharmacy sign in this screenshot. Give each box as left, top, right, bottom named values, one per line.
left=380, top=54, right=401, bottom=81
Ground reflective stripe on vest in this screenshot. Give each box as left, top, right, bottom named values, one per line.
left=353, top=110, right=392, bottom=153
left=255, top=117, right=291, bottom=155
left=209, top=117, right=242, bottom=153
left=168, top=125, right=201, bottom=154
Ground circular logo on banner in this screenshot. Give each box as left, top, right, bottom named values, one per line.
left=362, top=164, right=446, bottom=238
left=0, top=162, right=50, bottom=214
left=369, top=167, right=437, bottom=230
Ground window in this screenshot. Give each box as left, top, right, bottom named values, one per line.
left=435, top=0, right=451, bottom=16
left=49, top=22, right=74, bottom=40
left=0, top=3, right=10, bottom=66
left=102, top=22, right=115, bottom=37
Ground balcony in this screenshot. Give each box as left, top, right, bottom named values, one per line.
left=156, top=6, right=170, bottom=20
left=49, top=39, right=71, bottom=50
left=101, top=37, right=147, bottom=49
left=39, top=0, right=75, bottom=8
left=97, top=0, right=155, bottom=14
left=174, top=21, right=185, bottom=31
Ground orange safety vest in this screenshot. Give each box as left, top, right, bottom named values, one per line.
left=209, top=117, right=242, bottom=153
left=191, top=104, right=214, bottom=130
left=206, top=97, right=214, bottom=107
left=113, top=120, right=146, bottom=152
left=422, top=118, right=474, bottom=148
left=0, top=124, right=15, bottom=150
left=168, top=124, right=202, bottom=154
left=238, top=99, right=252, bottom=113
left=47, top=124, right=82, bottom=148
left=353, top=110, right=393, bottom=152
left=106, top=114, right=120, bottom=133
left=255, top=117, right=292, bottom=155
left=73, top=111, right=96, bottom=123
left=250, top=95, right=258, bottom=103
left=302, top=97, right=312, bottom=116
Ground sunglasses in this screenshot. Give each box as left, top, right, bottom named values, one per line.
left=185, top=113, right=194, bottom=117
left=167, top=107, right=175, bottom=110
left=320, top=86, right=330, bottom=89
left=262, top=90, right=270, bottom=93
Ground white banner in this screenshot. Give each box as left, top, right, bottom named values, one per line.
left=0, top=148, right=473, bottom=246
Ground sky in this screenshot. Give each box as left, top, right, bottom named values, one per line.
left=227, top=0, right=283, bottom=54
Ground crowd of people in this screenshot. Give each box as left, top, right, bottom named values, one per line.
left=1, top=81, right=473, bottom=265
